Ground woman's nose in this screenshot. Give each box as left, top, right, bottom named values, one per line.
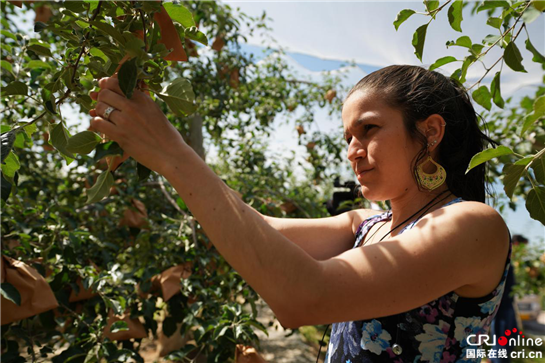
left=347, top=139, right=366, bottom=162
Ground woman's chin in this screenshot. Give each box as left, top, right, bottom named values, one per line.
left=358, top=186, right=389, bottom=203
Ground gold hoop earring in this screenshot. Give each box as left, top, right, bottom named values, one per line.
left=416, top=146, right=446, bottom=190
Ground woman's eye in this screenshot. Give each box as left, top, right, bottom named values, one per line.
left=364, top=124, right=376, bottom=131
left=345, top=137, right=352, bottom=145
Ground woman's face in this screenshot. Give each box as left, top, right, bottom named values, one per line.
left=342, top=90, right=424, bottom=201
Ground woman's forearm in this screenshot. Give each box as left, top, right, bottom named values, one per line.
left=159, top=144, right=323, bottom=326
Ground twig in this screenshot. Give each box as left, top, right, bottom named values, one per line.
left=139, top=9, right=148, bottom=51
left=9, top=111, right=46, bottom=134
left=74, top=197, right=115, bottom=213
left=60, top=303, right=92, bottom=329
left=71, top=1, right=103, bottom=86
left=10, top=2, right=104, bottom=134
left=156, top=179, right=198, bottom=247
left=428, top=0, right=452, bottom=16
left=466, top=3, right=531, bottom=91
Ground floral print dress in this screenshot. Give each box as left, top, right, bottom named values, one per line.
left=325, top=197, right=512, bottom=363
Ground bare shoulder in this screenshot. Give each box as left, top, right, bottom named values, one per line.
left=347, top=208, right=385, bottom=235
left=440, top=201, right=507, bottom=234
left=419, top=200, right=508, bottom=245
left=419, top=200, right=510, bottom=295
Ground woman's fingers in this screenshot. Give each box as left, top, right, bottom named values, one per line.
left=97, top=89, right=129, bottom=111
left=95, top=101, right=123, bottom=125
left=90, top=117, right=119, bottom=140
left=98, top=77, right=124, bottom=96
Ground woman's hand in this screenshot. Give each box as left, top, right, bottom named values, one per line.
left=89, top=77, right=188, bottom=175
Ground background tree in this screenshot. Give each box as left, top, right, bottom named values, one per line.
left=0, top=1, right=350, bottom=361
left=395, top=0, right=545, bottom=225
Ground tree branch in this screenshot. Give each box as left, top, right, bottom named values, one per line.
left=139, top=9, right=148, bottom=51
left=466, top=2, right=531, bottom=91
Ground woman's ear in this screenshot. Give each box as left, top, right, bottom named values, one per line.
left=418, top=114, right=446, bottom=152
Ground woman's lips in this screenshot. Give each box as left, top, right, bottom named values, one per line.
left=357, top=168, right=374, bottom=178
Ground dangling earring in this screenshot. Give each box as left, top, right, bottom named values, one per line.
left=416, top=140, right=446, bottom=190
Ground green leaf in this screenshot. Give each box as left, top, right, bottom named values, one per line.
left=2, top=81, right=28, bottom=96
left=466, top=145, right=513, bottom=174
left=486, top=17, right=502, bottom=29
left=89, top=47, right=109, bottom=62
left=137, top=162, right=152, bottom=182
left=213, top=325, right=229, bottom=340
left=1, top=172, right=12, bottom=202
left=521, top=95, right=545, bottom=136
left=75, top=20, right=90, bottom=29
left=94, top=141, right=123, bottom=161
left=124, top=37, right=146, bottom=59
left=13, top=132, right=25, bottom=149
left=49, top=122, right=75, bottom=160
left=483, top=34, right=501, bottom=45
left=424, top=0, right=440, bottom=13
left=34, top=22, right=47, bottom=32
left=525, top=38, right=545, bottom=65
left=118, top=57, right=137, bottom=99
left=531, top=154, right=545, bottom=184
left=86, top=170, right=114, bottom=204
left=471, top=43, right=485, bottom=56
left=0, top=282, right=21, bottom=306
left=472, top=85, right=492, bottom=111
left=429, top=56, right=458, bottom=71
left=89, top=20, right=125, bottom=45
left=412, top=24, right=428, bottom=62
left=27, top=44, right=52, bottom=57
left=1, top=30, right=17, bottom=41
left=156, top=78, right=196, bottom=116
left=522, top=7, right=541, bottom=24
left=477, top=1, right=510, bottom=13
left=448, top=1, right=463, bottom=32
left=459, top=55, right=476, bottom=83
left=185, top=29, right=208, bottom=46
left=534, top=95, right=545, bottom=117
left=109, top=321, right=129, bottom=333
left=455, top=35, right=472, bottom=48
left=66, top=131, right=102, bottom=155
left=163, top=3, right=195, bottom=28
left=503, top=41, right=527, bottom=72
left=526, top=186, right=545, bottom=225
left=1, top=151, right=20, bottom=179
left=26, top=60, right=51, bottom=69
left=393, top=9, right=416, bottom=31
left=162, top=317, right=177, bottom=337
left=503, top=157, right=533, bottom=199
left=84, top=344, right=100, bottom=363
left=1, top=131, right=16, bottom=162
left=142, top=1, right=162, bottom=12
left=1, top=60, right=13, bottom=73
left=490, top=72, right=505, bottom=108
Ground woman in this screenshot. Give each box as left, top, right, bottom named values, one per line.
left=89, top=65, right=512, bottom=362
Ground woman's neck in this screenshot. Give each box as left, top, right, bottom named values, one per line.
left=388, top=185, right=456, bottom=235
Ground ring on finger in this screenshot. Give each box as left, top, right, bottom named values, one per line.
left=103, top=106, right=117, bottom=122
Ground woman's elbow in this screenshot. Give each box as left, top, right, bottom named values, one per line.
left=271, top=296, right=322, bottom=330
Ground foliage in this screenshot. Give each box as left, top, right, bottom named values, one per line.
left=394, top=0, right=545, bottom=224
left=0, top=1, right=348, bottom=361
left=511, top=243, right=545, bottom=298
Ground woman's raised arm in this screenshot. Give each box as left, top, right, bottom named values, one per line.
left=257, top=208, right=381, bottom=260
